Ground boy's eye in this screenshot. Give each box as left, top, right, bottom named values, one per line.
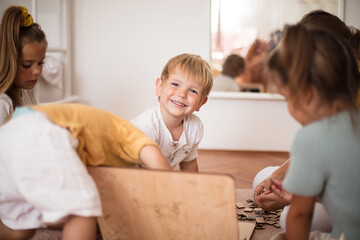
left=189, top=89, right=198, bottom=94
left=39, top=61, right=44, bottom=66
left=171, top=82, right=179, bottom=87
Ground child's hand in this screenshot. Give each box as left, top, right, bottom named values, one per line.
left=179, top=159, right=198, bottom=172
left=254, top=177, right=273, bottom=206
left=254, top=178, right=270, bottom=198
left=270, top=178, right=293, bottom=202
left=255, top=192, right=290, bottom=211
left=254, top=178, right=290, bottom=210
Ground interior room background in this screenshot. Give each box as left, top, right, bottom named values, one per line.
left=1, top=0, right=359, bottom=151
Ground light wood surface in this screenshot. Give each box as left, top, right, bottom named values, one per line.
left=88, top=167, right=239, bottom=240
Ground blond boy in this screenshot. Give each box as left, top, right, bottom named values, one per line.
left=132, top=54, right=213, bottom=172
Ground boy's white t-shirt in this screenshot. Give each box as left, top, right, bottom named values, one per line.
left=131, top=105, right=204, bottom=168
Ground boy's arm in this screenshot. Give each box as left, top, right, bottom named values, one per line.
left=285, top=194, right=316, bottom=240
left=179, top=159, right=199, bottom=172
left=139, top=144, right=171, bottom=170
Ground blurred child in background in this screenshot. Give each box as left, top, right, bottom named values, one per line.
left=212, top=54, right=245, bottom=92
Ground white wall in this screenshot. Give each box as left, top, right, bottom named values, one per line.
left=196, top=93, right=301, bottom=151
left=71, top=0, right=357, bottom=152
left=72, top=0, right=211, bottom=120
left=344, top=0, right=360, bottom=27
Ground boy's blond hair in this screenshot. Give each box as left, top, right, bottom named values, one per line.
left=160, top=54, right=213, bottom=101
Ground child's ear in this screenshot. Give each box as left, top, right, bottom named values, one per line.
left=305, top=86, right=314, bottom=105
left=306, top=85, right=322, bottom=112
left=155, top=78, right=163, bottom=97
left=196, top=97, right=208, bottom=111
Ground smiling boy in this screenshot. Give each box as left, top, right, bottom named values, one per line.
left=132, top=54, right=213, bottom=171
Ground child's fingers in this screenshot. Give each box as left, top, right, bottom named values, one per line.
left=257, top=193, right=277, bottom=202
left=270, top=184, right=284, bottom=198
left=263, top=189, right=272, bottom=195
left=254, top=184, right=264, bottom=197
left=264, top=178, right=272, bottom=190
left=254, top=198, right=264, bottom=208
left=270, top=183, right=293, bottom=202
left=272, top=178, right=283, bottom=186
left=256, top=193, right=288, bottom=211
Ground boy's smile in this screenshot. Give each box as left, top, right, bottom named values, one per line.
left=170, top=99, right=187, bottom=107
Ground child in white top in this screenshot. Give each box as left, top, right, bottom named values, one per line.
left=0, top=104, right=171, bottom=240
left=267, top=24, right=360, bottom=240
left=132, top=54, right=213, bottom=171
left=0, top=6, right=47, bottom=125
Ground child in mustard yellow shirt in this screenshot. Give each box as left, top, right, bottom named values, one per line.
left=0, top=103, right=171, bottom=240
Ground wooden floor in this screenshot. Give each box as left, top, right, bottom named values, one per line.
left=197, top=150, right=289, bottom=189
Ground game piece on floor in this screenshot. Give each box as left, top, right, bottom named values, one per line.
left=238, top=222, right=255, bottom=240
left=265, top=221, right=276, bottom=225
left=249, top=202, right=258, bottom=208
left=274, top=223, right=281, bottom=228
left=255, top=224, right=265, bottom=230
left=256, top=217, right=265, bottom=224
left=244, top=208, right=253, bottom=212
left=236, top=202, right=245, bottom=209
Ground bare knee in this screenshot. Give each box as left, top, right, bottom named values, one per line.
left=0, top=220, right=36, bottom=240
left=12, top=229, right=36, bottom=240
